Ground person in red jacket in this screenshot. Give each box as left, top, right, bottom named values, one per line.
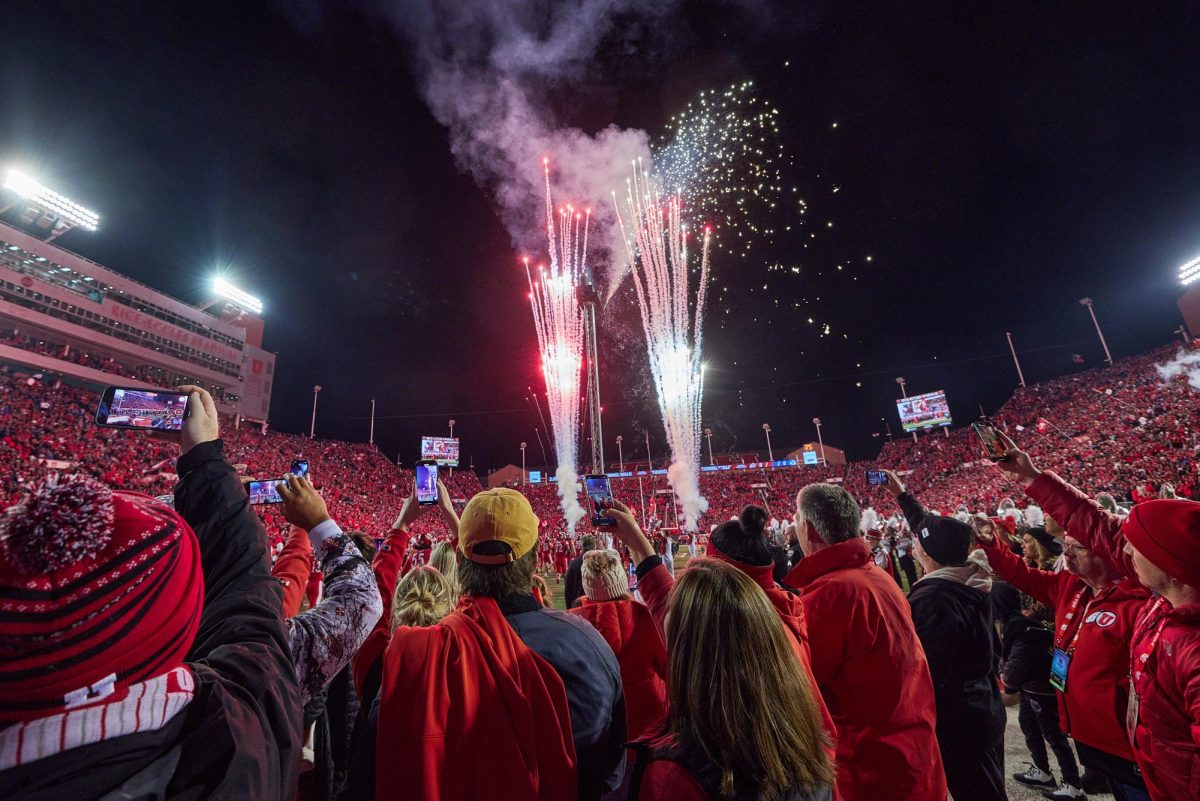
left=784, top=482, right=946, bottom=801
left=995, top=434, right=1200, bottom=801
left=975, top=503, right=1150, bottom=800
left=567, top=549, right=668, bottom=741
left=628, top=558, right=834, bottom=800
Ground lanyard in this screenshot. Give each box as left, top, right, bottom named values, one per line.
left=1132, top=597, right=1169, bottom=685
left=1054, top=587, right=1094, bottom=654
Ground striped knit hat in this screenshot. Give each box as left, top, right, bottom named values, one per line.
left=0, top=475, right=203, bottom=724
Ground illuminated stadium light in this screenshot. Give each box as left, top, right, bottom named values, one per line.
left=3, top=169, right=100, bottom=231
left=1180, top=256, right=1200, bottom=287
left=212, top=277, right=264, bottom=314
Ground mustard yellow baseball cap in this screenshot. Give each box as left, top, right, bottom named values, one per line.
left=458, top=488, right=540, bottom=564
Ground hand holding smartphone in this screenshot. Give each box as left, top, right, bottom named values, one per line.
left=971, top=421, right=1010, bottom=461
left=416, top=460, right=439, bottom=505
left=586, top=474, right=616, bottom=526
left=95, top=387, right=190, bottom=431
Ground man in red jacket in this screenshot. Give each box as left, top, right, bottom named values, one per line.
left=995, top=435, right=1200, bottom=801
left=784, top=483, right=946, bottom=801
left=976, top=512, right=1150, bottom=799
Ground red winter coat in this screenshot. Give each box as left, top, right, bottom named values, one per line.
left=352, top=525, right=410, bottom=696
left=979, top=533, right=1148, bottom=760
left=271, top=525, right=313, bottom=618
left=568, top=598, right=668, bottom=741
left=376, top=595, right=577, bottom=801
left=784, top=538, right=946, bottom=801
left=1027, top=471, right=1200, bottom=801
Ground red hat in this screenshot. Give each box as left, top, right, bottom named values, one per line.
left=0, top=475, right=204, bottom=724
left=990, top=516, right=1017, bottom=537
left=1123, top=499, right=1200, bottom=588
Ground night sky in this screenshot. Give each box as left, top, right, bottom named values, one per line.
left=4, top=2, right=1199, bottom=472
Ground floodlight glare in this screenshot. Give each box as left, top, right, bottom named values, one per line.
left=1180, top=256, right=1200, bottom=287
left=3, top=169, right=100, bottom=231
left=212, top=276, right=264, bottom=314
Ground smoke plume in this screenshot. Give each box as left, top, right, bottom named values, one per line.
left=1157, top=348, right=1200, bottom=389
left=380, top=0, right=682, bottom=284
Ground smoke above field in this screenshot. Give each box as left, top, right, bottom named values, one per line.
left=375, top=0, right=686, bottom=289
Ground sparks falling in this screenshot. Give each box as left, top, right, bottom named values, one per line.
left=653, top=81, right=787, bottom=261
left=525, top=159, right=588, bottom=533
left=614, top=159, right=710, bottom=531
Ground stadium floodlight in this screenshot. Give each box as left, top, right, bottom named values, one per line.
left=3, top=169, right=100, bottom=231
left=212, top=277, right=264, bottom=314
left=1180, top=256, right=1200, bottom=287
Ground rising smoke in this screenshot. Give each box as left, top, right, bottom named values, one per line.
left=1157, top=348, right=1200, bottom=389
left=377, top=0, right=688, bottom=287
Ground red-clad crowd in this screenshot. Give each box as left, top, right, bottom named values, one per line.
left=2, top=342, right=1200, bottom=801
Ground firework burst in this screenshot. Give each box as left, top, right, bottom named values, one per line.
left=614, top=158, right=710, bottom=531
left=654, top=81, right=786, bottom=261
left=525, top=159, right=588, bottom=533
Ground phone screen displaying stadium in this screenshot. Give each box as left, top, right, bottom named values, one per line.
left=95, top=387, right=189, bottom=431
left=866, top=470, right=888, bottom=485
left=416, top=462, right=439, bottom=505
left=971, top=422, right=1008, bottom=460
left=246, top=480, right=284, bottom=505
left=586, top=475, right=616, bottom=526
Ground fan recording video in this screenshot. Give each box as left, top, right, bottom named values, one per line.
left=95, top=388, right=189, bottom=431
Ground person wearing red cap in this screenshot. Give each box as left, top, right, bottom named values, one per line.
left=0, top=385, right=302, bottom=800
left=784, top=482, right=946, bottom=801
left=995, top=434, right=1200, bottom=801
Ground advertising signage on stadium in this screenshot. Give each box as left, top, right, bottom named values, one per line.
left=420, top=436, right=460, bottom=466
left=897, top=390, right=953, bottom=432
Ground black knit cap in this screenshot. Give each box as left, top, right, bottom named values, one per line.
left=915, top=514, right=974, bottom=566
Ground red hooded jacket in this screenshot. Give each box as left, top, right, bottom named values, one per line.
left=784, top=538, right=946, bottom=801
left=376, top=595, right=577, bottom=801
left=352, top=525, right=410, bottom=696
left=568, top=598, right=667, bottom=741
left=1027, top=471, right=1200, bottom=801
left=271, top=525, right=313, bottom=618
left=979, top=532, right=1147, bottom=760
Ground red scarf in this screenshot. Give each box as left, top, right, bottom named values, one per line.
left=376, top=596, right=577, bottom=801
left=706, top=541, right=776, bottom=591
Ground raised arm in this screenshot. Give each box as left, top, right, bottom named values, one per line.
left=277, top=475, right=383, bottom=705
left=172, top=386, right=302, bottom=793
left=271, top=525, right=313, bottom=618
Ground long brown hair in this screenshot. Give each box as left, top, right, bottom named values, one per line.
left=664, top=559, right=834, bottom=799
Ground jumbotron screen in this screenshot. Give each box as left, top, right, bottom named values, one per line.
left=420, top=436, right=460, bottom=466
left=897, top=390, right=953, bottom=432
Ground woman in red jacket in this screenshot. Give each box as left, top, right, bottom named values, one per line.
left=567, top=549, right=668, bottom=741
left=629, top=559, right=834, bottom=801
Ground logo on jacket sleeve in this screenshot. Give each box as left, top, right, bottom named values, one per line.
left=1085, top=610, right=1117, bottom=628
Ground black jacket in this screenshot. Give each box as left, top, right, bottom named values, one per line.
left=0, top=439, right=304, bottom=800
left=908, top=576, right=1007, bottom=748
left=1000, top=616, right=1056, bottom=695
left=564, top=555, right=585, bottom=609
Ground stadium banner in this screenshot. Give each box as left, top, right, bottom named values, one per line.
left=897, top=390, right=953, bottom=432
left=420, top=436, right=460, bottom=466
left=101, top=299, right=243, bottom=365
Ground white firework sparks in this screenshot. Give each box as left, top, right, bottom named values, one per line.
left=614, top=158, right=710, bottom=530
left=525, top=159, right=588, bottom=533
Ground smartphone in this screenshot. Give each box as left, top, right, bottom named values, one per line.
left=586, top=474, right=616, bottom=526
left=290, top=460, right=309, bottom=478
left=971, top=421, right=1009, bottom=461
left=416, top=460, right=439, bottom=505
left=866, top=470, right=888, bottom=486
left=95, top=387, right=189, bottom=431
left=246, top=479, right=284, bottom=505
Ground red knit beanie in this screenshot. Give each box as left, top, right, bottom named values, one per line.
left=1123, top=498, right=1200, bottom=588
left=0, top=475, right=204, bottom=724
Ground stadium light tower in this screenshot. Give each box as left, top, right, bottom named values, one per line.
left=310, top=386, right=322, bottom=438
left=615, top=435, right=623, bottom=472
left=577, top=281, right=604, bottom=474
left=896, top=377, right=917, bottom=442
left=1179, top=256, right=1200, bottom=287
left=762, top=423, right=773, bottom=463
left=812, top=417, right=826, bottom=466
left=210, top=277, right=264, bottom=315
left=1079, top=298, right=1113, bottom=366
left=1, top=168, right=99, bottom=240
left=520, top=442, right=527, bottom=485
left=704, top=428, right=714, bottom=466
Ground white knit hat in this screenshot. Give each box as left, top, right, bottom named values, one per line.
left=582, top=549, right=629, bottom=602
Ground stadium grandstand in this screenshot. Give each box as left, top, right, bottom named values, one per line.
left=0, top=170, right=274, bottom=422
